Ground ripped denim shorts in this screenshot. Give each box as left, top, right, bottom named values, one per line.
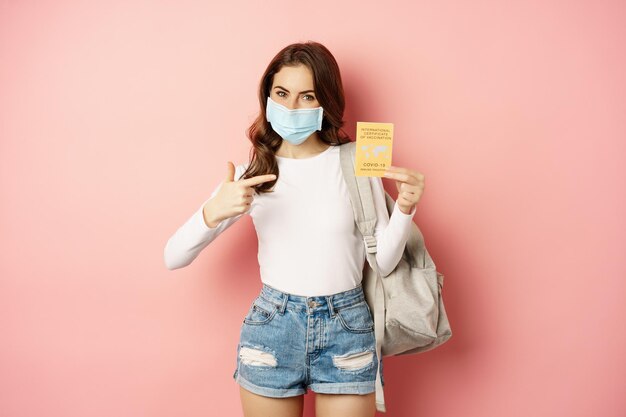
left=233, top=282, right=384, bottom=397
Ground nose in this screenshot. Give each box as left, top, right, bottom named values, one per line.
left=284, top=97, right=298, bottom=110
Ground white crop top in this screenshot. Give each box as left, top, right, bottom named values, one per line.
left=164, top=144, right=416, bottom=296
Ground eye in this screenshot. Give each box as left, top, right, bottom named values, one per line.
left=303, top=94, right=316, bottom=101
left=276, top=91, right=286, bottom=98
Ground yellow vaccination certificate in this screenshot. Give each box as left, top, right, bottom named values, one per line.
left=355, top=122, right=394, bottom=177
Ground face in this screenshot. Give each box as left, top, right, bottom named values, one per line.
left=270, top=64, right=321, bottom=110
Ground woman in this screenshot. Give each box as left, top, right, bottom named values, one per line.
left=164, top=41, right=424, bottom=417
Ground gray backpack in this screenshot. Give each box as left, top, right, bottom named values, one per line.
left=339, top=141, right=452, bottom=412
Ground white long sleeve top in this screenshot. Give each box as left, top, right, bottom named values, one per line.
left=164, top=144, right=416, bottom=296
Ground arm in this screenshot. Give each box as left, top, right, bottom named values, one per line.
left=368, top=176, right=416, bottom=277
left=163, top=164, right=247, bottom=270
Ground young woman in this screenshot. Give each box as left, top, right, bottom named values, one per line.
left=165, top=41, right=424, bottom=417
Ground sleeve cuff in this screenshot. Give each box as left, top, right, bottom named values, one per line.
left=195, top=199, right=223, bottom=232
left=393, top=201, right=417, bottom=217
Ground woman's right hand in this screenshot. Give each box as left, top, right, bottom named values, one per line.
left=202, top=162, right=276, bottom=228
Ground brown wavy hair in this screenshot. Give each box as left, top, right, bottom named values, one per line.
left=241, top=41, right=352, bottom=194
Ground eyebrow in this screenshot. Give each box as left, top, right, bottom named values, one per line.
left=273, top=86, right=315, bottom=95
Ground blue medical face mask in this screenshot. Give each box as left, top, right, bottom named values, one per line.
left=265, top=96, right=324, bottom=145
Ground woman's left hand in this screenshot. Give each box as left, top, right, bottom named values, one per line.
left=383, top=166, right=425, bottom=215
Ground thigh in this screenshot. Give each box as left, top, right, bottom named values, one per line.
left=240, top=386, right=304, bottom=417
left=315, top=392, right=376, bottom=417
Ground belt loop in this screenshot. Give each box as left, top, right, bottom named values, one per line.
left=325, top=295, right=336, bottom=317
left=279, top=293, right=288, bottom=314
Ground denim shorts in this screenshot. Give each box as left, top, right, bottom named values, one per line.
left=233, top=282, right=384, bottom=397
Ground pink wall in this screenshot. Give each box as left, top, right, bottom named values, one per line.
left=1, top=1, right=625, bottom=416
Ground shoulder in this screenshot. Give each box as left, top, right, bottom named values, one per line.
left=335, top=141, right=356, bottom=164
left=339, top=141, right=356, bottom=153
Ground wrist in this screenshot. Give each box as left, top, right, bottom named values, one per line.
left=397, top=203, right=416, bottom=216
left=202, top=201, right=222, bottom=228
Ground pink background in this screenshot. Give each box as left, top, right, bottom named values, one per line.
left=1, top=1, right=625, bottom=416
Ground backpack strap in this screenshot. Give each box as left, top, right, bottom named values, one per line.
left=339, top=142, right=378, bottom=238
left=339, top=141, right=387, bottom=413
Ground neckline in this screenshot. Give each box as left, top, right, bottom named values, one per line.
left=275, top=144, right=335, bottom=161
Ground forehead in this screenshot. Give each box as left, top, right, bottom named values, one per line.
left=271, top=64, right=315, bottom=90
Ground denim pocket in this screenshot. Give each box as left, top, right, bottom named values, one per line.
left=243, top=296, right=279, bottom=326
left=336, top=300, right=375, bottom=333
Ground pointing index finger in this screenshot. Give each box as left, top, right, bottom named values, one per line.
left=239, top=174, right=277, bottom=187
